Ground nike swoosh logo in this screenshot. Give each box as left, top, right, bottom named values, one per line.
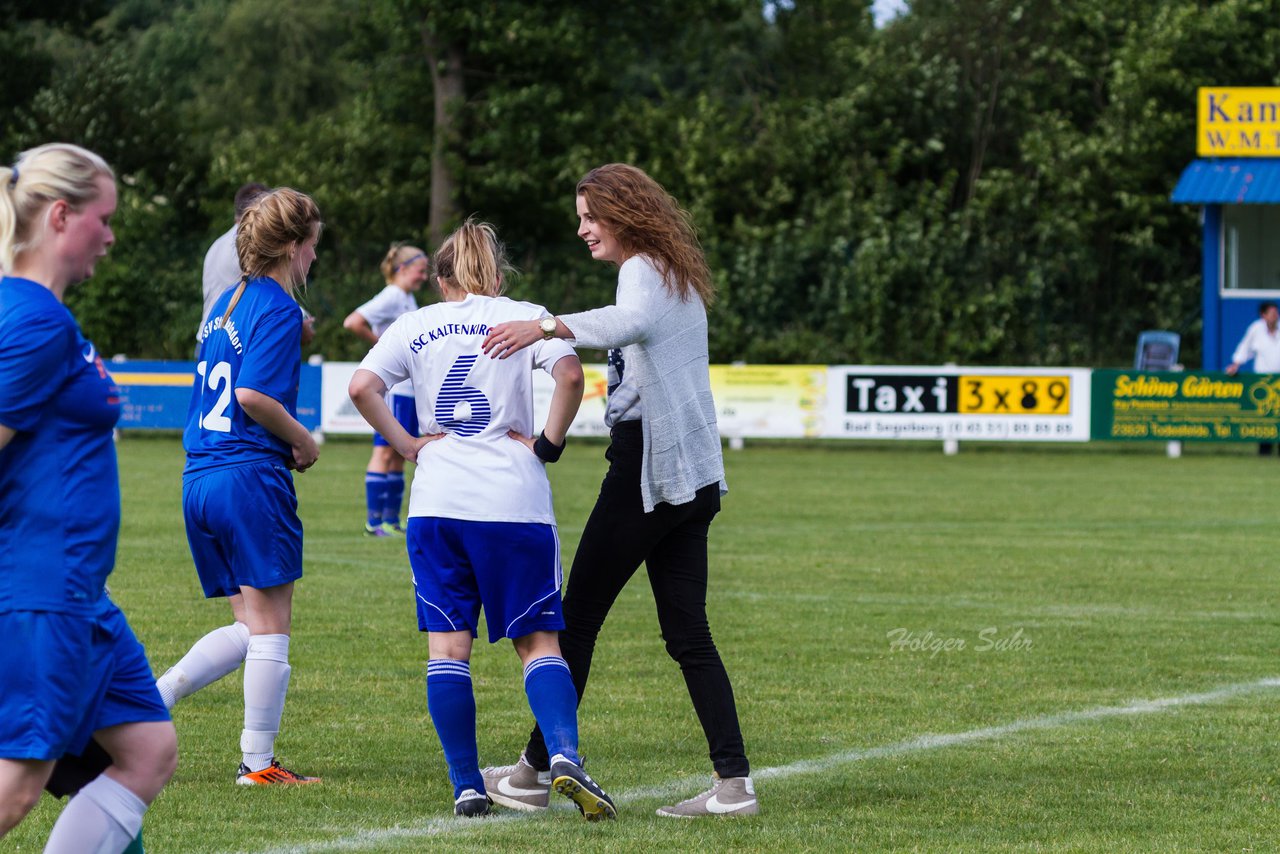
left=497, top=777, right=549, bottom=798
left=705, top=794, right=756, bottom=814
left=82, top=343, right=97, bottom=363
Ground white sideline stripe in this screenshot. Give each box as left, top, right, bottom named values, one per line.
left=239, top=677, right=1280, bottom=854
left=241, top=815, right=522, bottom=853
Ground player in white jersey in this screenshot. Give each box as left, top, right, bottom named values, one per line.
left=343, top=243, right=427, bottom=536
left=348, top=219, right=615, bottom=820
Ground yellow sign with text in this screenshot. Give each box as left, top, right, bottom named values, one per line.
left=1198, top=87, right=1280, bottom=156
left=957, top=375, right=1072, bottom=415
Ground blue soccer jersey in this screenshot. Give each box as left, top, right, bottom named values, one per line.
left=185, top=277, right=303, bottom=477
left=0, top=277, right=122, bottom=615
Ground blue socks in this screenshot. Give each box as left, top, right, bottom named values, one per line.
left=523, top=656, right=580, bottom=765
left=427, top=655, right=580, bottom=797
left=365, top=471, right=388, bottom=527
left=426, top=659, right=482, bottom=796
left=384, top=472, right=405, bottom=527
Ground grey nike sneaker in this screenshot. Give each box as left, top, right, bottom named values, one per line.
left=481, top=753, right=551, bottom=811
left=656, top=774, right=758, bottom=818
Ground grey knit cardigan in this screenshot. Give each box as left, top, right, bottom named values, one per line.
left=561, top=255, right=727, bottom=513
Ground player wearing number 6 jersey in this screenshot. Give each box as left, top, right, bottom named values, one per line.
left=159, top=188, right=324, bottom=787
left=349, top=219, right=616, bottom=820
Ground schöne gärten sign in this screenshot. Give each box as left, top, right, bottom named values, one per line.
left=1092, top=370, right=1280, bottom=442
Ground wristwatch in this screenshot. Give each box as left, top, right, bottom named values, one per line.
left=539, top=317, right=557, bottom=340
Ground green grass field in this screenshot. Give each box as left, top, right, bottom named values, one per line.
left=9, top=437, right=1280, bottom=852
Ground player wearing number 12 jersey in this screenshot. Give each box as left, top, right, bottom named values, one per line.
left=349, top=219, right=616, bottom=820
left=161, top=188, right=324, bottom=787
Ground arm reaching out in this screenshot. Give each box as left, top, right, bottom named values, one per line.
left=483, top=316, right=573, bottom=360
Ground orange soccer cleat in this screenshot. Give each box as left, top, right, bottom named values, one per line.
left=235, top=759, right=321, bottom=786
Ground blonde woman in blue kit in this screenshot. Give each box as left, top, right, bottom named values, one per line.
left=158, top=188, right=324, bottom=786
left=0, top=143, right=176, bottom=852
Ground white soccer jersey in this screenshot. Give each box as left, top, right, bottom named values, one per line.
left=355, top=284, right=419, bottom=396
left=358, top=294, right=576, bottom=524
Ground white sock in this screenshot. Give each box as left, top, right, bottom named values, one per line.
left=43, top=774, right=146, bottom=854
left=157, top=621, right=251, bottom=709
left=241, top=633, right=291, bottom=772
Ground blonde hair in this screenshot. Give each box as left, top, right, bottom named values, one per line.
left=0, top=143, right=114, bottom=272
left=432, top=218, right=512, bottom=297
left=380, top=242, right=426, bottom=283
left=223, top=187, right=322, bottom=322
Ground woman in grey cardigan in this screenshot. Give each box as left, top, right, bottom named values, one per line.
left=481, top=163, right=756, bottom=818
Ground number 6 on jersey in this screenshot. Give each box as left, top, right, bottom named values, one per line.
left=435, top=355, right=491, bottom=436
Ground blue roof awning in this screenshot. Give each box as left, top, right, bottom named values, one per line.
left=1172, top=158, right=1280, bottom=204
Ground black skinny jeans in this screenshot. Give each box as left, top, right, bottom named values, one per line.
left=524, top=419, right=750, bottom=778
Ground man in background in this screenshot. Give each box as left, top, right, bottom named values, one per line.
left=198, top=183, right=316, bottom=350
left=1225, top=301, right=1280, bottom=455
left=200, top=182, right=267, bottom=340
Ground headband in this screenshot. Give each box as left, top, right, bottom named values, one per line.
left=393, top=252, right=426, bottom=274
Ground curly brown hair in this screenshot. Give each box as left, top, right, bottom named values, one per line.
left=577, top=164, right=714, bottom=307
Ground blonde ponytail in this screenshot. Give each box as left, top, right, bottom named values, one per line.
left=234, top=187, right=322, bottom=296
left=380, top=242, right=427, bottom=284
left=224, top=187, right=321, bottom=325
left=432, top=218, right=512, bottom=297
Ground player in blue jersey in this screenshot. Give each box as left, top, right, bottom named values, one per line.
left=343, top=243, right=428, bottom=536
left=155, top=187, right=323, bottom=786
left=348, top=219, right=616, bottom=820
left=0, top=143, right=177, bottom=852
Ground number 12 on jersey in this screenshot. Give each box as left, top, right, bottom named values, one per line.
left=196, top=360, right=233, bottom=432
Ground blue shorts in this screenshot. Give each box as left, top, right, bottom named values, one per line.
left=183, top=461, right=304, bottom=598
left=373, top=394, right=418, bottom=448
left=0, top=601, right=169, bottom=761
left=408, top=517, right=564, bottom=643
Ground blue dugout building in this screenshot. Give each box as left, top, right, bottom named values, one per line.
left=1172, top=87, right=1280, bottom=370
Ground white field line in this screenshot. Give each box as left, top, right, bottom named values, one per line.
left=239, top=676, right=1280, bottom=854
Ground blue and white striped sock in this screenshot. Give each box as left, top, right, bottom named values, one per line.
left=426, top=659, right=482, bottom=796
left=523, top=656, right=579, bottom=766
